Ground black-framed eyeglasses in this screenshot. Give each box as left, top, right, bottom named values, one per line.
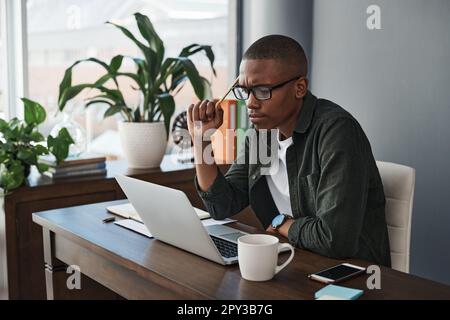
left=232, top=75, right=302, bottom=101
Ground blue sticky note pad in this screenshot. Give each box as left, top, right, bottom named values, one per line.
left=315, top=284, right=364, bottom=300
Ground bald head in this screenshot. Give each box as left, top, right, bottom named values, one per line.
left=243, top=35, right=308, bottom=77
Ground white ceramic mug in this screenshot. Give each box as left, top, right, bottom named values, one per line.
left=237, top=234, right=295, bottom=281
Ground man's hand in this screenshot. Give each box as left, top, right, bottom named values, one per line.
left=266, top=225, right=277, bottom=235
left=266, top=218, right=295, bottom=238
left=187, top=100, right=223, bottom=145
left=188, top=100, right=224, bottom=192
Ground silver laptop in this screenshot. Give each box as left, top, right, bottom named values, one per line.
left=115, top=175, right=248, bottom=265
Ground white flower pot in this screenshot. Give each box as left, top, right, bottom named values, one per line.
left=118, top=122, right=167, bottom=168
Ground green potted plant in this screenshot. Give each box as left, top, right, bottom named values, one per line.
left=58, top=13, right=216, bottom=168
left=0, top=98, right=74, bottom=194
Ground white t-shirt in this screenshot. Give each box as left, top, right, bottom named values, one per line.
left=265, top=131, right=294, bottom=217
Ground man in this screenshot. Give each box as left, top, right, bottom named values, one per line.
left=187, top=35, right=391, bottom=266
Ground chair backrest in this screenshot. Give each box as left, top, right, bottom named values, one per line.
left=376, top=161, right=415, bottom=273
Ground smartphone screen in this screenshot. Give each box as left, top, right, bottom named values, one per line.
left=315, top=264, right=365, bottom=281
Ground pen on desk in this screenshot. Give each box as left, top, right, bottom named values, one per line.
left=102, top=216, right=116, bottom=223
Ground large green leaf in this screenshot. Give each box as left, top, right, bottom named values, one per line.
left=85, top=98, right=114, bottom=108
left=95, top=86, right=126, bottom=105
left=47, top=128, right=75, bottom=164
left=86, top=94, right=132, bottom=121
left=33, top=144, right=49, bottom=155
left=134, top=13, right=163, bottom=53
left=79, top=58, right=120, bottom=87
left=0, top=118, right=8, bottom=132
left=170, top=73, right=188, bottom=92
left=22, top=153, right=38, bottom=166
left=85, top=87, right=126, bottom=106
left=58, top=57, right=120, bottom=110
left=116, top=72, right=145, bottom=92
left=58, top=60, right=83, bottom=110
left=1, top=141, right=13, bottom=153
left=134, top=13, right=165, bottom=76
left=179, top=44, right=216, bottom=76
left=165, top=57, right=208, bottom=99
left=103, top=105, right=124, bottom=118
left=84, top=57, right=110, bottom=71
left=4, top=123, right=20, bottom=141
left=0, top=160, right=25, bottom=192
left=107, top=21, right=147, bottom=53
left=133, top=108, right=142, bottom=122
left=0, top=150, right=8, bottom=163
left=88, top=56, right=123, bottom=88
left=28, top=130, right=45, bottom=143
left=132, top=57, right=149, bottom=87
left=110, top=55, right=124, bottom=73
left=107, top=20, right=157, bottom=82
left=8, top=118, right=20, bottom=129
left=36, top=163, right=49, bottom=173
left=17, top=148, right=33, bottom=161
left=21, top=98, right=46, bottom=126
left=159, top=58, right=175, bottom=77
left=168, top=61, right=187, bottom=91
left=157, top=93, right=175, bottom=139
left=94, top=74, right=113, bottom=87
left=58, top=83, right=94, bottom=110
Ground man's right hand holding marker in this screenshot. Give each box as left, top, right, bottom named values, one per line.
left=187, top=99, right=224, bottom=191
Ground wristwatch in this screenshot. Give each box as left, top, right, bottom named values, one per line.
left=271, top=214, right=289, bottom=230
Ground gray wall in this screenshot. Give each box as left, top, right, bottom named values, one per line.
left=242, top=0, right=313, bottom=75
left=241, top=0, right=450, bottom=284
left=310, top=0, right=450, bottom=284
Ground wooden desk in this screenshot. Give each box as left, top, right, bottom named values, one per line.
left=32, top=200, right=450, bottom=300
left=2, top=155, right=245, bottom=299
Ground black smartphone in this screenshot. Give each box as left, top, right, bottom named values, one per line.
left=308, top=263, right=366, bottom=284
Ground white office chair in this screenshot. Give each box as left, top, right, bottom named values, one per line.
left=376, top=161, right=415, bottom=273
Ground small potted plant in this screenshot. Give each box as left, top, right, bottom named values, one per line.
left=58, top=13, right=216, bottom=168
left=0, top=98, right=74, bottom=194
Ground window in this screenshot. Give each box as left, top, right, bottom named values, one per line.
left=0, top=5, right=4, bottom=119
left=26, top=0, right=231, bottom=158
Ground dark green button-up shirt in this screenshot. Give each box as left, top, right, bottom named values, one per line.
left=196, top=91, right=391, bottom=266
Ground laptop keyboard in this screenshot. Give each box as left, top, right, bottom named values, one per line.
left=210, top=236, right=238, bottom=258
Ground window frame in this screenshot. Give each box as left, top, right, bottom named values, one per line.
left=0, top=0, right=28, bottom=120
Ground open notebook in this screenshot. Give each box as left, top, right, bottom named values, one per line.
left=107, top=202, right=235, bottom=239
left=106, top=202, right=211, bottom=223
